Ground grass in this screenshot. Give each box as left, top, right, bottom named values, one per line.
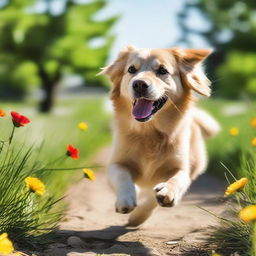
left=0, top=96, right=112, bottom=195
left=0, top=96, right=111, bottom=249
left=194, top=98, right=256, bottom=256
left=199, top=98, right=256, bottom=177
left=205, top=151, right=256, bottom=256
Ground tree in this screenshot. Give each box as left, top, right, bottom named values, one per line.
left=0, top=0, right=117, bottom=112
left=176, top=0, right=256, bottom=98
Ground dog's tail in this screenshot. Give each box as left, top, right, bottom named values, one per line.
left=193, top=108, right=221, bottom=138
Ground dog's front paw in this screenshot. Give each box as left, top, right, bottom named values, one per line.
left=154, top=182, right=179, bottom=207
left=115, top=194, right=137, bottom=214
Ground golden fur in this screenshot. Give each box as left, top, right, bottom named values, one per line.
left=101, top=46, right=220, bottom=226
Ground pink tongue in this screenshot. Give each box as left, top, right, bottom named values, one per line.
left=132, top=99, right=153, bottom=119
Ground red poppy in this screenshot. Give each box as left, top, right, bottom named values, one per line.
left=11, top=111, right=30, bottom=127
left=0, top=109, right=6, bottom=117
left=66, top=144, right=79, bottom=159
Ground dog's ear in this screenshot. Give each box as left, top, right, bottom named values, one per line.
left=98, top=45, right=135, bottom=99
left=172, top=48, right=213, bottom=97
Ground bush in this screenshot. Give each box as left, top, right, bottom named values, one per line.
left=217, top=51, right=256, bottom=99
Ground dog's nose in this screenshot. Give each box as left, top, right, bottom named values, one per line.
left=132, top=80, right=148, bottom=96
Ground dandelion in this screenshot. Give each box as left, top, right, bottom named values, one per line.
left=229, top=127, right=239, bottom=136
left=225, top=177, right=248, bottom=196
left=10, top=111, right=30, bottom=127
left=83, top=168, right=95, bottom=181
left=66, top=144, right=79, bottom=159
left=0, top=109, right=6, bottom=117
left=251, top=117, right=256, bottom=128
left=239, top=205, right=256, bottom=223
left=0, top=233, right=14, bottom=255
left=25, top=176, right=46, bottom=195
left=252, top=137, right=256, bottom=147
left=78, top=122, right=88, bottom=131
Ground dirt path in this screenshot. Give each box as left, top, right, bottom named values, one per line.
left=45, top=147, right=226, bottom=256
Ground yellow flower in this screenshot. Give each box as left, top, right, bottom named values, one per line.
left=229, top=127, right=239, bottom=136
left=83, top=168, right=95, bottom=181
left=25, top=177, right=46, bottom=195
left=239, top=205, right=256, bottom=223
left=252, top=137, right=256, bottom=147
left=78, top=122, right=88, bottom=131
left=251, top=117, right=256, bottom=128
left=0, top=233, right=14, bottom=255
left=225, top=177, right=248, bottom=196
left=211, top=251, right=222, bottom=256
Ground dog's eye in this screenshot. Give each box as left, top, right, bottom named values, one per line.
left=157, top=66, right=168, bottom=75
left=128, top=66, right=137, bottom=74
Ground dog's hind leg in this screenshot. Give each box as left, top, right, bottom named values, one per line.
left=127, top=189, right=157, bottom=227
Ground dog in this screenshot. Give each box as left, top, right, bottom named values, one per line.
left=100, top=46, right=220, bottom=226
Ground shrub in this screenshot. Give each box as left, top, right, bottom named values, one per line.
left=217, top=51, right=256, bottom=99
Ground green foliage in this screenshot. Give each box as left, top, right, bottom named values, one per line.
left=0, top=96, right=111, bottom=247
left=179, top=0, right=256, bottom=98
left=0, top=0, right=116, bottom=100
left=206, top=152, right=256, bottom=256
left=199, top=98, right=256, bottom=255
left=184, top=0, right=256, bottom=51
left=0, top=128, right=62, bottom=247
left=0, top=97, right=111, bottom=195
left=217, top=51, right=256, bottom=98
left=199, top=99, right=256, bottom=177
left=208, top=218, right=251, bottom=256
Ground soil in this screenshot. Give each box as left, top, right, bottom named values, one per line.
left=42, top=147, right=226, bottom=256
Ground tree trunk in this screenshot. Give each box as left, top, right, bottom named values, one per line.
left=39, top=81, right=57, bottom=112
left=38, top=66, right=61, bottom=113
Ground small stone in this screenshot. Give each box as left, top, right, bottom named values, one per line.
left=67, top=236, right=85, bottom=248
left=166, top=241, right=179, bottom=245
left=105, top=244, right=131, bottom=254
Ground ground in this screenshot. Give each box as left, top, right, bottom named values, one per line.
left=43, top=147, right=226, bottom=256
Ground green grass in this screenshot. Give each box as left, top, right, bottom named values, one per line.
left=197, top=98, right=256, bottom=255
left=0, top=96, right=111, bottom=248
left=205, top=151, right=256, bottom=256
left=0, top=96, right=112, bottom=195
left=199, top=98, right=256, bottom=177
left=195, top=99, right=256, bottom=255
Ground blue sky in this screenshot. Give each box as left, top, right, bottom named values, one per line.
left=96, top=0, right=211, bottom=61
left=31, top=0, right=211, bottom=62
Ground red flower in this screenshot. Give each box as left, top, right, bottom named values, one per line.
left=0, top=109, right=6, bottom=117
left=66, top=144, right=79, bottom=159
left=11, top=111, right=30, bottom=127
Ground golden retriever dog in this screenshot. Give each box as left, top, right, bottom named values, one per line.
left=100, top=46, right=220, bottom=226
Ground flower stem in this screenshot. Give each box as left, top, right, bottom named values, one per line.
left=8, top=125, right=15, bottom=145
left=35, top=165, right=103, bottom=172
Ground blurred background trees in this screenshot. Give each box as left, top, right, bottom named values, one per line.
left=178, top=0, right=256, bottom=99
left=1, top=0, right=255, bottom=112
left=0, top=0, right=116, bottom=112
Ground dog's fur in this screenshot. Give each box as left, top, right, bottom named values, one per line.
left=101, top=46, right=220, bottom=226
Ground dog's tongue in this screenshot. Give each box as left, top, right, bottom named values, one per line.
left=132, top=98, right=153, bottom=119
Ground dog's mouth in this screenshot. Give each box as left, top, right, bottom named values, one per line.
left=132, top=96, right=168, bottom=122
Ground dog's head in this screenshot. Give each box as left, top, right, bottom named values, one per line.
left=100, top=46, right=212, bottom=122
